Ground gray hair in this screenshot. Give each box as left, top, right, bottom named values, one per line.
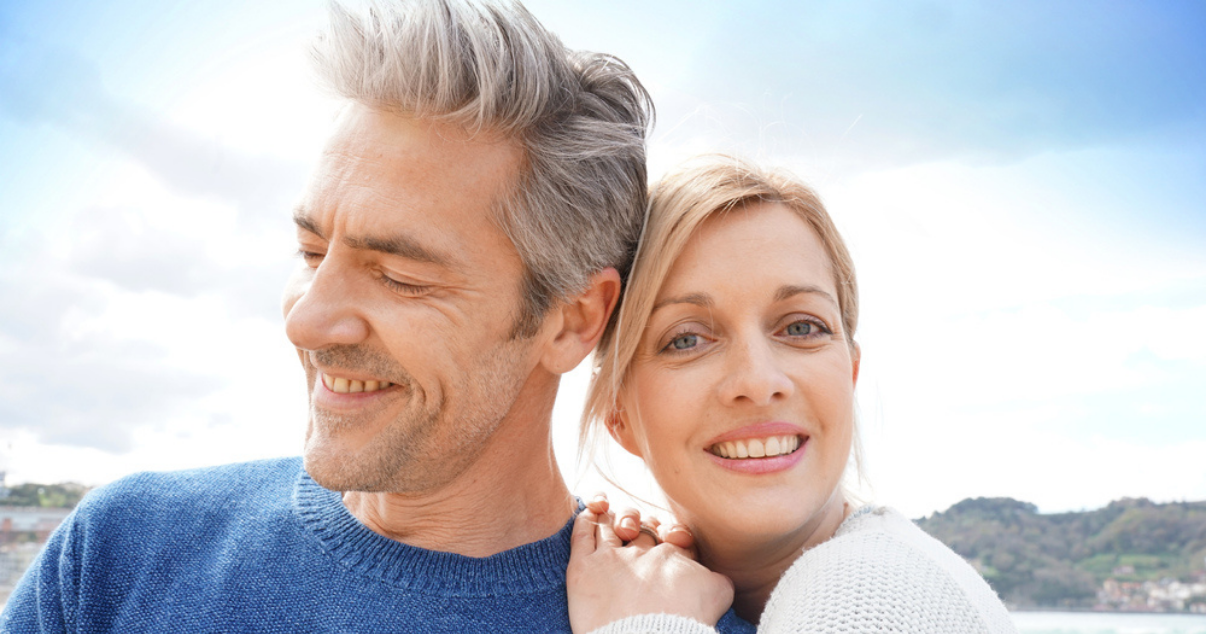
left=311, top=0, right=654, bottom=337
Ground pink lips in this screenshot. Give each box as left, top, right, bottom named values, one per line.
left=705, top=422, right=807, bottom=475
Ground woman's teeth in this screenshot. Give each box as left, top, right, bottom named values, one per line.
left=322, top=374, right=393, bottom=394
left=710, top=435, right=800, bottom=459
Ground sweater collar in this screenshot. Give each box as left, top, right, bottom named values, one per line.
left=293, top=465, right=581, bottom=596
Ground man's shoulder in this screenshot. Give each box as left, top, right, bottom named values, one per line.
left=77, top=456, right=303, bottom=524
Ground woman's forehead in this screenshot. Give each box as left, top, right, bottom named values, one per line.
left=656, top=202, right=837, bottom=301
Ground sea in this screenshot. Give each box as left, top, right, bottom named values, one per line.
left=1012, top=612, right=1206, bottom=634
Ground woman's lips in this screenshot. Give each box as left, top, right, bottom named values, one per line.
left=704, top=422, right=807, bottom=474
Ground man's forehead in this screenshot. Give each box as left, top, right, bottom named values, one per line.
left=328, top=104, right=521, bottom=169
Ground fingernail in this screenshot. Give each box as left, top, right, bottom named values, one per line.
left=620, top=517, right=638, bottom=531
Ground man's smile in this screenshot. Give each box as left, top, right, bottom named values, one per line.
left=321, top=372, right=395, bottom=394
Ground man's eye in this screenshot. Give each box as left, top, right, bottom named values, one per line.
left=381, top=276, right=428, bottom=296
left=297, top=249, right=324, bottom=266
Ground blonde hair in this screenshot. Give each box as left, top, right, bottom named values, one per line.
left=581, top=155, right=864, bottom=493
left=312, top=0, right=653, bottom=336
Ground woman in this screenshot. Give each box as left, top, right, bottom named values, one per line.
left=567, top=156, right=1016, bottom=634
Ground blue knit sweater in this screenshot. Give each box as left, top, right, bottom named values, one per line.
left=2, top=458, right=754, bottom=634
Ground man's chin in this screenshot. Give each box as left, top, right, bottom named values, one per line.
left=303, top=443, right=389, bottom=492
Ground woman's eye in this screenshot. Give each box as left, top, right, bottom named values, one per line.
left=781, top=318, right=831, bottom=341
left=785, top=321, right=813, bottom=337
left=666, top=333, right=699, bottom=352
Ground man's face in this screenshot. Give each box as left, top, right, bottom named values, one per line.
left=283, top=103, right=541, bottom=493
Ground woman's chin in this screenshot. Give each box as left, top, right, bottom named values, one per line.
left=678, top=489, right=847, bottom=557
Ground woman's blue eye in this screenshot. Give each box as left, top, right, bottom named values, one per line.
left=785, top=321, right=813, bottom=336
left=669, top=333, right=699, bottom=350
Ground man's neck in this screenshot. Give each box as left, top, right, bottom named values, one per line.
left=342, top=385, right=575, bottom=557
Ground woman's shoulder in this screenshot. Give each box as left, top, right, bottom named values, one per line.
left=758, top=505, right=1017, bottom=634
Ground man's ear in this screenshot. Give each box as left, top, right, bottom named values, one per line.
left=607, top=409, right=644, bottom=459
left=540, top=267, right=621, bottom=375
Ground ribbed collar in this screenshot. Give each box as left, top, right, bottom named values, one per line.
left=292, top=465, right=580, bottom=597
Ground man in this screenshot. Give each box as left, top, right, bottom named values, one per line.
left=2, top=2, right=754, bottom=632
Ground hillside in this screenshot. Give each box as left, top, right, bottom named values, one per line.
left=916, top=497, right=1206, bottom=610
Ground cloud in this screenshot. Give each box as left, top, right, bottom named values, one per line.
left=0, top=261, right=223, bottom=452
left=62, top=201, right=294, bottom=319
left=0, top=30, right=310, bottom=228
left=645, top=1, right=1206, bottom=169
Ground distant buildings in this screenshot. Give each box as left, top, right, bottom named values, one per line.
left=0, top=506, right=74, bottom=608
left=1096, top=574, right=1206, bottom=613
left=0, top=507, right=72, bottom=544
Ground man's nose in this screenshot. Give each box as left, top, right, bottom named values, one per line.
left=283, top=259, right=370, bottom=352
left=717, top=335, right=794, bottom=407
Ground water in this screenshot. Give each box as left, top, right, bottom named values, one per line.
left=1013, top=612, right=1206, bottom=634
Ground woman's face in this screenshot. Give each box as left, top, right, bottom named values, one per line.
left=615, top=202, right=859, bottom=549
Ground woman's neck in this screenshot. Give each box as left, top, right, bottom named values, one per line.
left=695, top=494, right=851, bottom=624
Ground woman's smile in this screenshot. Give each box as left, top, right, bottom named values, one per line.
left=704, top=422, right=808, bottom=474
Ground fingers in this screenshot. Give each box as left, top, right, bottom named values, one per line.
left=569, top=508, right=599, bottom=559
left=660, top=523, right=696, bottom=552
left=613, top=508, right=642, bottom=543
left=585, top=493, right=610, bottom=515
left=595, top=509, right=624, bottom=548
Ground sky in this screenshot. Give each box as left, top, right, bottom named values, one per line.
left=0, top=0, right=1203, bottom=520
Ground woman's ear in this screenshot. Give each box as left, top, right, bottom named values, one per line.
left=606, top=409, right=644, bottom=459
left=850, top=341, right=861, bottom=386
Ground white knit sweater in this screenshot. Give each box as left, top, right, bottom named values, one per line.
left=590, top=506, right=1017, bottom=634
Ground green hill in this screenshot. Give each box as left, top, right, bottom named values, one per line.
left=916, top=497, right=1206, bottom=609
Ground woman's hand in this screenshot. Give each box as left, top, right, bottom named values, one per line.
left=584, top=497, right=697, bottom=552
left=567, top=496, right=734, bottom=633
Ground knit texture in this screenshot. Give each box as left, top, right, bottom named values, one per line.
left=591, top=506, right=1017, bottom=634
left=2, top=458, right=756, bottom=634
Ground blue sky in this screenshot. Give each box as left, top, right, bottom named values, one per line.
left=1, top=0, right=1203, bottom=518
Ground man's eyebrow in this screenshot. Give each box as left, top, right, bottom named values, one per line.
left=293, top=208, right=455, bottom=268
left=775, top=284, right=839, bottom=307
left=651, top=293, right=713, bottom=314
left=293, top=210, right=324, bottom=238
left=343, top=234, right=453, bottom=268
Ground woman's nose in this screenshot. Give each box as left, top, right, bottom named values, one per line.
left=717, top=337, right=794, bottom=407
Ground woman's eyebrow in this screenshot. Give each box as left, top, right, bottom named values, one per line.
left=775, top=284, right=838, bottom=307
left=651, top=293, right=712, bottom=314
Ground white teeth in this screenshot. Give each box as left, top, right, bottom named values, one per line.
left=324, top=374, right=393, bottom=394
left=710, top=435, right=801, bottom=460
